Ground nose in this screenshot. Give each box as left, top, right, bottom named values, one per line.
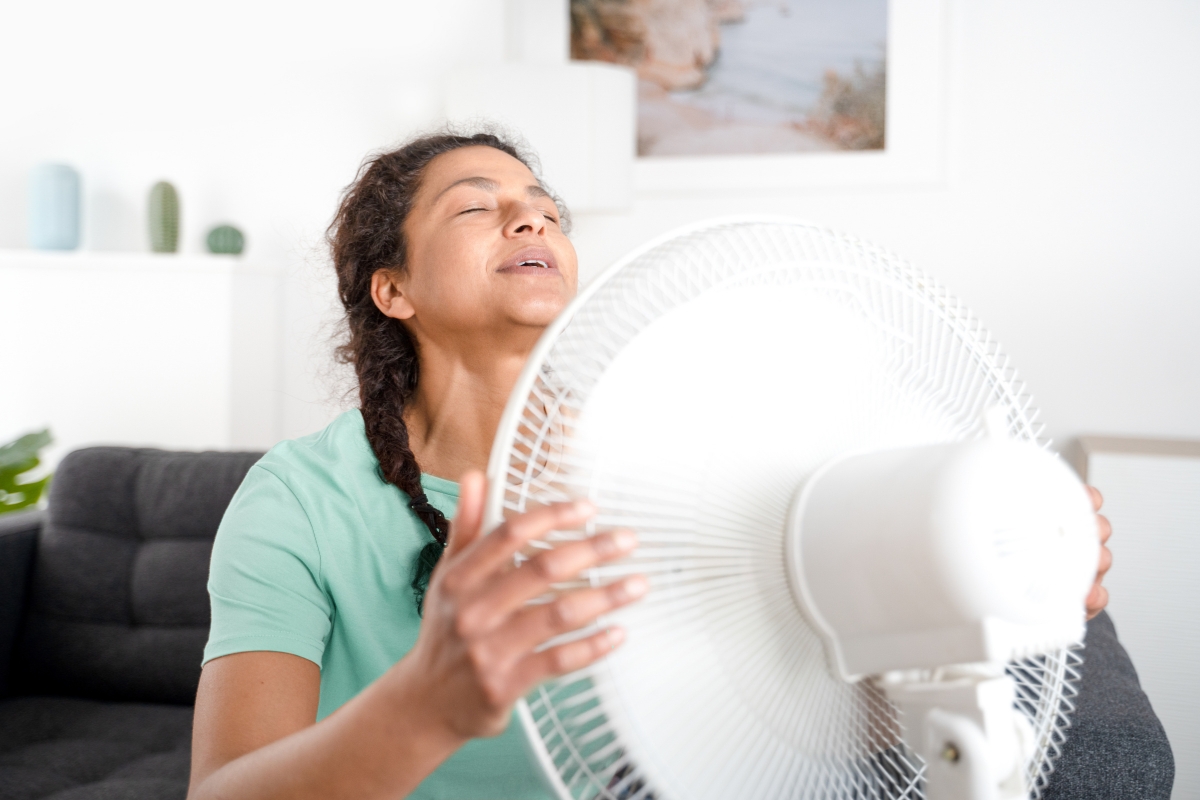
left=503, top=200, right=548, bottom=239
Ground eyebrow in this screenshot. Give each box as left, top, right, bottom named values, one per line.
left=434, top=176, right=554, bottom=204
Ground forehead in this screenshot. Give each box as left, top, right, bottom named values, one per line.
left=420, top=145, right=539, bottom=198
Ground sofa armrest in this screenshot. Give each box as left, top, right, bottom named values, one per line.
left=0, top=509, right=42, bottom=697
left=1043, top=610, right=1175, bottom=799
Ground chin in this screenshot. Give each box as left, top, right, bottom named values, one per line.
left=507, top=294, right=572, bottom=329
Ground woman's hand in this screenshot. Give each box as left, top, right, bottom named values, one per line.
left=1086, top=485, right=1113, bottom=620
left=188, top=473, right=643, bottom=800
left=400, top=470, right=646, bottom=741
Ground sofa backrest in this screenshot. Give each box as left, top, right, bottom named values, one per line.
left=12, top=447, right=261, bottom=705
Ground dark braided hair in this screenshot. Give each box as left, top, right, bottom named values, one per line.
left=329, top=129, right=569, bottom=614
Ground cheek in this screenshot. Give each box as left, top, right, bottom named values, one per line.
left=557, top=236, right=580, bottom=287
left=411, top=230, right=491, bottom=313
left=560, top=260, right=579, bottom=296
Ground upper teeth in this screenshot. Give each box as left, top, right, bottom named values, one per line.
left=520, top=260, right=549, bottom=268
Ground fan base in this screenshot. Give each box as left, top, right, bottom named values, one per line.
left=883, top=669, right=1034, bottom=800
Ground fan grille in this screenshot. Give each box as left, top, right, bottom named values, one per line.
left=489, top=220, right=1081, bottom=800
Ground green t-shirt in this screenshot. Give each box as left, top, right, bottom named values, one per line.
left=204, top=409, right=552, bottom=800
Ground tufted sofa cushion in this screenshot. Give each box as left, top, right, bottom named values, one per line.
left=0, top=697, right=192, bottom=800
left=10, top=447, right=261, bottom=705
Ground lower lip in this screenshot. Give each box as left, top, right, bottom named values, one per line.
left=498, top=265, right=561, bottom=276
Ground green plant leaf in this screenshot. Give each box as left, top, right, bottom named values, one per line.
left=0, top=429, right=52, bottom=515
left=0, top=455, right=38, bottom=488
left=0, top=429, right=52, bottom=470
left=0, top=474, right=50, bottom=512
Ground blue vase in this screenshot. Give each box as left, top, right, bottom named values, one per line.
left=29, top=163, right=81, bottom=250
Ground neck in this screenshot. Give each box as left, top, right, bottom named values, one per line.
left=403, top=328, right=540, bottom=482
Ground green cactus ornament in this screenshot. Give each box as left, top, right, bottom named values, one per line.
left=148, top=181, right=180, bottom=253
left=206, top=224, right=245, bottom=255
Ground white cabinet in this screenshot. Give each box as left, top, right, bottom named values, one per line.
left=0, top=251, right=281, bottom=463
left=1072, top=436, right=1200, bottom=798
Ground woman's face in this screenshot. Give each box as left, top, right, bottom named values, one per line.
left=376, top=145, right=579, bottom=349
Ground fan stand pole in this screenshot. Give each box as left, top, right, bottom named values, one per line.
left=881, top=671, right=1032, bottom=800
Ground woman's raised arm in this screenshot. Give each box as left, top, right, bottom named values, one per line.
left=187, top=471, right=644, bottom=799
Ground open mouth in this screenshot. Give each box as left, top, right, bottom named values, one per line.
left=499, top=247, right=560, bottom=274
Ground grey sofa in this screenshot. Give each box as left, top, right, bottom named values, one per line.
left=0, top=447, right=261, bottom=800
left=0, top=446, right=1176, bottom=799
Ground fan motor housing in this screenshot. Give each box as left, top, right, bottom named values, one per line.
left=785, top=438, right=1099, bottom=681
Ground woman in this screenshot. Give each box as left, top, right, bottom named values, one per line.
left=188, top=131, right=1113, bottom=800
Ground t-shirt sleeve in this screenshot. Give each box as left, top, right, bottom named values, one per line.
left=203, top=463, right=332, bottom=668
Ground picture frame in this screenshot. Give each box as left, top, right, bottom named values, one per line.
left=633, top=0, right=948, bottom=193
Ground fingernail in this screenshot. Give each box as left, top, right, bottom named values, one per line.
left=573, top=500, right=596, bottom=516
left=594, top=529, right=637, bottom=557
left=606, top=627, right=626, bottom=650
left=622, top=575, right=649, bottom=599
left=612, top=529, right=638, bottom=551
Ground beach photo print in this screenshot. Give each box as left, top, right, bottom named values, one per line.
left=571, top=0, right=888, bottom=157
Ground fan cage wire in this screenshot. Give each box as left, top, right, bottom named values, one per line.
left=488, top=219, right=1083, bottom=800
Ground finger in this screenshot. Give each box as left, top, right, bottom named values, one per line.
left=1096, top=543, right=1113, bottom=578
left=508, top=626, right=626, bottom=694
left=446, top=470, right=487, bottom=560
left=1086, top=584, right=1109, bottom=620
left=1096, top=513, right=1112, bottom=545
left=462, top=529, right=638, bottom=631
left=488, top=574, right=648, bottom=655
left=449, top=500, right=596, bottom=590
left=1086, top=485, right=1103, bottom=512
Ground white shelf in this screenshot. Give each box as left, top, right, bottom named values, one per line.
left=1, top=251, right=282, bottom=462
left=0, top=249, right=277, bottom=274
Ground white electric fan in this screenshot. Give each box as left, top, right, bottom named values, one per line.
left=483, top=219, right=1099, bottom=800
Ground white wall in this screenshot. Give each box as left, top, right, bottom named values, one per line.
left=2, top=0, right=1198, bottom=452
left=571, top=1, right=1200, bottom=448
left=0, top=0, right=503, bottom=447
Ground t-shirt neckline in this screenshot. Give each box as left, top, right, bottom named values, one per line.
left=420, top=472, right=460, bottom=498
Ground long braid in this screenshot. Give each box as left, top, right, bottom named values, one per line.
left=356, top=314, right=450, bottom=612
left=329, top=128, right=569, bottom=615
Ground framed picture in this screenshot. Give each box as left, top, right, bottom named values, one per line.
left=570, top=0, right=947, bottom=191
